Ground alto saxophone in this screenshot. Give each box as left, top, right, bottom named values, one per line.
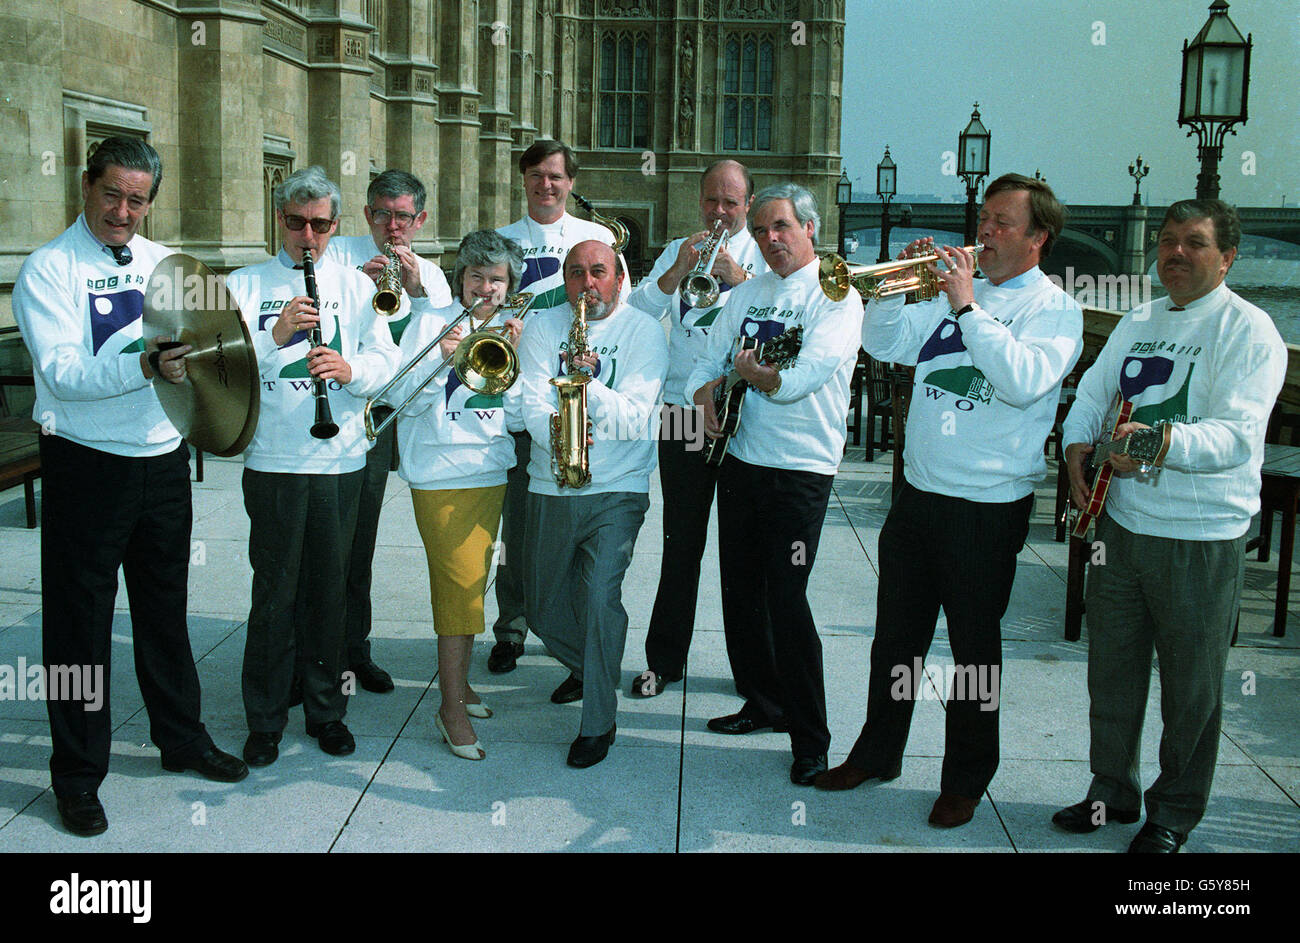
left=372, top=242, right=402, bottom=316
left=550, top=292, right=593, bottom=488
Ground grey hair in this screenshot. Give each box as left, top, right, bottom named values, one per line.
left=274, top=166, right=341, bottom=219
left=367, top=169, right=426, bottom=213
left=451, top=230, right=526, bottom=296
left=749, top=182, right=821, bottom=242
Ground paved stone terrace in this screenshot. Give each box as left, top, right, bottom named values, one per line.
left=0, top=445, right=1296, bottom=853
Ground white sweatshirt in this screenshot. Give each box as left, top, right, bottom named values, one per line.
left=865, top=267, right=1083, bottom=502
left=387, top=299, right=523, bottom=491
left=517, top=301, right=668, bottom=495
left=497, top=212, right=630, bottom=312
left=224, top=250, right=400, bottom=474
left=13, top=216, right=181, bottom=456
left=686, top=257, right=865, bottom=476
left=1062, top=283, right=1286, bottom=540
left=626, top=225, right=770, bottom=406
left=327, top=234, right=452, bottom=344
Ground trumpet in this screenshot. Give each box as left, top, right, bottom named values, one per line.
left=363, top=292, right=534, bottom=441
left=300, top=249, right=339, bottom=439
left=679, top=219, right=731, bottom=309
left=574, top=193, right=629, bottom=253
left=819, top=244, right=984, bottom=302
left=550, top=292, right=593, bottom=488
left=372, top=242, right=402, bottom=316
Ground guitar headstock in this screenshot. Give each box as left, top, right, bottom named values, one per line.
left=758, top=325, right=803, bottom=369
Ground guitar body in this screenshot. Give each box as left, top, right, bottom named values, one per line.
left=701, top=326, right=802, bottom=468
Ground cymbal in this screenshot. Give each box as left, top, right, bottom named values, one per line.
left=143, top=253, right=260, bottom=457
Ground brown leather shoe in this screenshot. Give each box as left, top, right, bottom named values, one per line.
left=928, top=792, right=979, bottom=828
left=814, top=761, right=902, bottom=791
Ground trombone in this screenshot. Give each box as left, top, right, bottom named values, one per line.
left=819, top=244, right=983, bottom=302
left=363, top=292, right=534, bottom=441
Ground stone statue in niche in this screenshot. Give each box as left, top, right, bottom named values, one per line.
left=678, top=95, right=694, bottom=145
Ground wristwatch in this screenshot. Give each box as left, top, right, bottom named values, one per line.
left=953, top=303, right=979, bottom=319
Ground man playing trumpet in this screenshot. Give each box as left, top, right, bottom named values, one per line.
left=328, top=170, right=452, bottom=695
left=820, top=174, right=1082, bottom=828
left=626, top=159, right=769, bottom=700
left=517, top=240, right=668, bottom=767
left=224, top=166, right=399, bottom=765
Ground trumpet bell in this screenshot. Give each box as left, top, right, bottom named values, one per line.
left=454, top=330, right=519, bottom=395
left=681, top=272, right=721, bottom=309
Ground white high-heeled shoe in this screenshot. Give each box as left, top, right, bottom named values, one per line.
left=434, top=712, right=485, bottom=761
left=465, top=699, right=493, bottom=719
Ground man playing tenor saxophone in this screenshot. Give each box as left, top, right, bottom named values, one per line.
left=516, top=240, right=668, bottom=768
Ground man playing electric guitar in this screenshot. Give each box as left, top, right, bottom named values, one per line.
left=700, top=325, right=803, bottom=466
left=687, top=183, right=863, bottom=785
left=1054, top=199, right=1286, bottom=853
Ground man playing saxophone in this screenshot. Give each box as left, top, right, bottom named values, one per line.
left=328, top=170, right=452, bottom=695
left=224, top=166, right=400, bottom=765
left=516, top=240, right=668, bottom=767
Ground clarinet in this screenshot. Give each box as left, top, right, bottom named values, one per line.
left=300, top=249, right=339, bottom=439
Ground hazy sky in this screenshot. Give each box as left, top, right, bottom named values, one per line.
left=840, top=0, right=1298, bottom=208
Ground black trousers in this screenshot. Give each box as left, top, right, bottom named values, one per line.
left=643, top=405, right=719, bottom=679
left=717, top=456, right=834, bottom=758
left=846, top=481, right=1032, bottom=798
left=344, top=408, right=395, bottom=665
left=492, top=430, right=531, bottom=644
left=242, top=468, right=362, bottom=733
left=40, top=435, right=212, bottom=798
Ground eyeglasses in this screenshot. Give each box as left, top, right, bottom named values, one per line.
left=370, top=208, right=418, bottom=227
left=283, top=214, right=335, bottom=233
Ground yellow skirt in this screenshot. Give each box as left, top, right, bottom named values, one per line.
left=410, top=485, right=506, bottom=637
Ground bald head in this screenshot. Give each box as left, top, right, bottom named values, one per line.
left=564, top=239, right=623, bottom=318
left=700, top=160, right=753, bottom=236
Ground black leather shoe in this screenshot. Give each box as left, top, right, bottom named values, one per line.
left=56, top=792, right=108, bottom=836
left=1052, top=798, right=1141, bottom=834
left=488, top=641, right=525, bottom=674
left=242, top=732, right=282, bottom=767
left=814, top=761, right=902, bottom=791
left=1127, top=822, right=1186, bottom=854
left=550, top=673, right=583, bottom=704
left=306, top=720, right=356, bottom=756
left=350, top=659, right=394, bottom=693
left=790, top=754, right=828, bottom=785
left=567, top=725, right=616, bottom=768
left=706, top=711, right=789, bottom=735
left=162, top=746, right=249, bottom=782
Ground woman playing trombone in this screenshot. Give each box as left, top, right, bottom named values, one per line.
left=388, top=230, right=527, bottom=760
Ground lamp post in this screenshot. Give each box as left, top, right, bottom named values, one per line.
left=836, top=169, right=852, bottom=258
left=876, top=146, right=896, bottom=263
left=1128, top=155, right=1150, bottom=205
left=958, top=104, right=990, bottom=245
left=1178, top=0, right=1251, bottom=200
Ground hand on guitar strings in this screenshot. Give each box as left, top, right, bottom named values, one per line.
left=1063, top=441, right=1095, bottom=511
left=693, top=377, right=724, bottom=438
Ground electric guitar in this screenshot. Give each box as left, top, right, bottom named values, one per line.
left=1068, top=399, right=1171, bottom=540
left=701, top=325, right=803, bottom=467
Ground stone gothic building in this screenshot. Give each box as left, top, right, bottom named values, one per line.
left=1, top=0, right=846, bottom=321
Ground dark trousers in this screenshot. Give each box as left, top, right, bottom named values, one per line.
left=644, top=405, right=719, bottom=679
left=847, top=481, right=1032, bottom=798
left=40, top=435, right=211, bottom=797
left=717, top=457, right=834, bottom=758
left=492, top=430, right=531, bottom=644
left=344, top=410, right=395, bottom=665
left=242, top=468, right=362, bottom=733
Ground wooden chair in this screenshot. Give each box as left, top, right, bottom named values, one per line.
left=1240, top=406, right=1300, bottom=639
left=863, top=354, right=895, bottom=463
left=846, top=348, right=866, bottom=449
left=888, top=365, right=914, bottom=498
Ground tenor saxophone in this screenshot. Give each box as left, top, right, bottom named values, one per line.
left=550, top=293, right=593, bottom=488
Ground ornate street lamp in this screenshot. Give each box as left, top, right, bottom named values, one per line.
left=958, top=104, right=990, bottom=245
left=836, top=169, right=852, bottom=257
left=876, top=146, right=896, bottom=262
left=1128, top=155, right=1150, bottom=205
left=1178, top=0, right=1251, bottom=200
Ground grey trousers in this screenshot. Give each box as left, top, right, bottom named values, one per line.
left=525, top=490, right=649, bottom=736
left=242, top=468, right=363, bottom=733
left=493, top=431, right=532, bottom=644
left=1084, top=514, right=1244, bottom=835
